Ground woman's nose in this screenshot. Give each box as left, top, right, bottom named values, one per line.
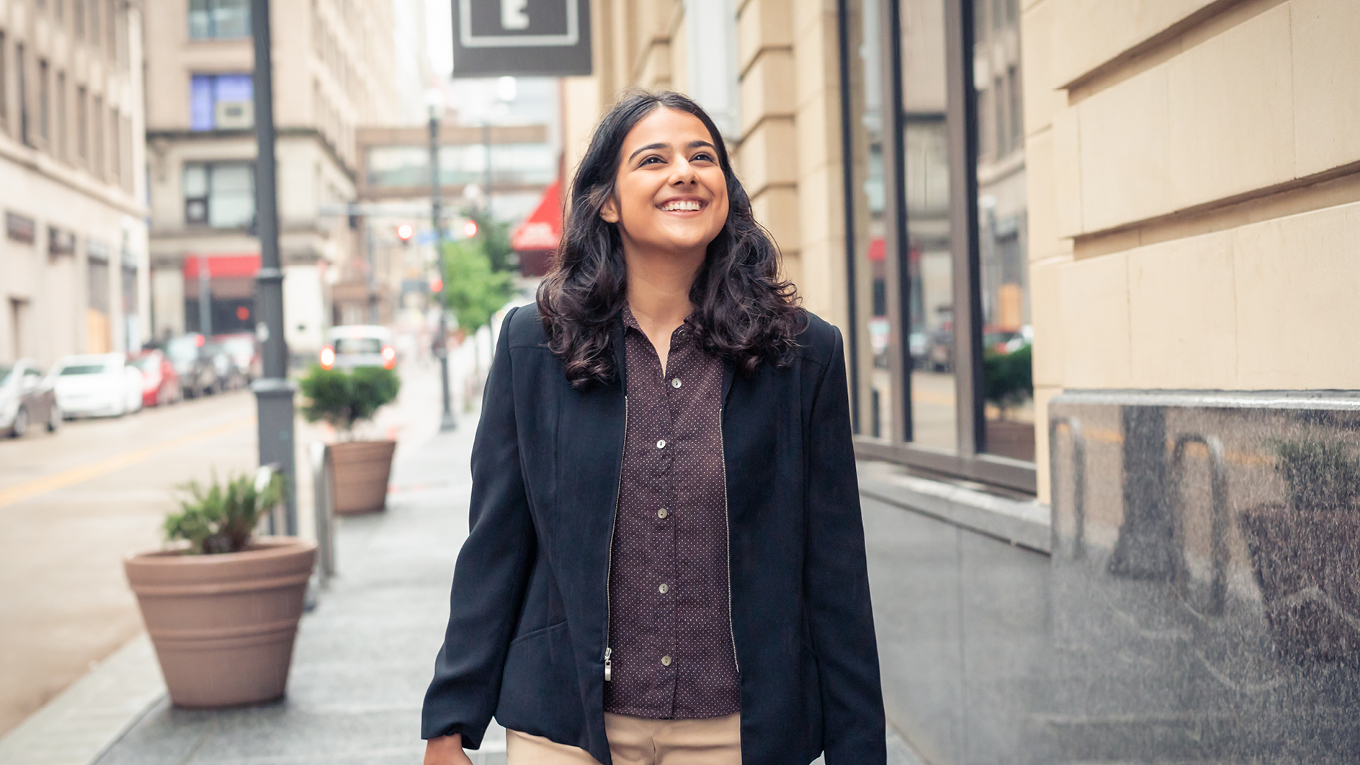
left=670, top=157, right=697, bottom=184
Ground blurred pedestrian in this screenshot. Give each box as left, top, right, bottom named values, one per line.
left=423, top=90, right=884, bottom=765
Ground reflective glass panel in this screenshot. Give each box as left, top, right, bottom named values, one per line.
left=901, top=0, right=956, bottom=452
left=973, top=0, right=1033, bottom=461
left=846, top=0, right=891, bottom=441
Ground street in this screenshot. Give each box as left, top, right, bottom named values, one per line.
left=0, top=387, right=258, bottom=737
left=0, top=361, right=455, bottom=740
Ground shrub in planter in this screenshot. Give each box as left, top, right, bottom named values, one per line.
left=299, top=365, right=401, bottom=514
left=124, top=472, right=316, bottom=708
left=1240, top=439, right=1360, bottom=659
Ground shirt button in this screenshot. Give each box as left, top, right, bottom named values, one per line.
left=661, top=655, right=672, bottom=667
left=657, top=508, right=668, bottom=519
left=658, top=583, right=669, bottom=594
left=656, top=439, right=666, bottom=449
left=671, top=378, right=682, bottom=389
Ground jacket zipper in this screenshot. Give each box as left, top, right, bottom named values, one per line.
left=604, top=395, right=627, bottom=682
left=719, top=406, right=740, bottom=676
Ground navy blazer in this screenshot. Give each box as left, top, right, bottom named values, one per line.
left=422, top=304, right=885, bottom=765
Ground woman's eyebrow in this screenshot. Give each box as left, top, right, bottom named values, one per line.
left=627, top=139, right=716, bottom=163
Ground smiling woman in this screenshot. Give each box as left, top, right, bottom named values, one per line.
left=422, top=90, right=885, bottom=765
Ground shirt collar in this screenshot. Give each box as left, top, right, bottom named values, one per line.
left=621, top=304, right=701, bottom=337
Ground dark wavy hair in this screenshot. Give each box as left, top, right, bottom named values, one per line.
left=536, top=90, right=805, bottom=389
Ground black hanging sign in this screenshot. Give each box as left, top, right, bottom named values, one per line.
left=451, top=0, right=592, bottom=78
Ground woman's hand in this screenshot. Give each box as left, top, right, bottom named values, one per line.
left=424, top=734, right=473, bottom=765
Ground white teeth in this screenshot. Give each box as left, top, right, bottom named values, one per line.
left=662, top=200, right=701, bottom=211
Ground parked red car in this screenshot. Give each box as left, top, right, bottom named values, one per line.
left=130, top=350, right=183, bottom=407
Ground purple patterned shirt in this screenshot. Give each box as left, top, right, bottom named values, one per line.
left=602, top=306, right=741, bottom=719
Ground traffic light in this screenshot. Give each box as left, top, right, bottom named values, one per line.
left=462, top=219, right=478, bottom=238
left=430, top=277, right=443, bottom=293
left=396, top=223, right=414, bottom=242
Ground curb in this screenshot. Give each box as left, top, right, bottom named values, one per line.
left=0, top=634, right=165, bottom=765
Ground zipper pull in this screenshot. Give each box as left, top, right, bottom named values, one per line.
left=604, top=647, right=613, bottom=682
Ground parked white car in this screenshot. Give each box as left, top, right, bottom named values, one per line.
left=51, top=354, right=143, bottom=418
left=320, top=325, right=396, bottom=371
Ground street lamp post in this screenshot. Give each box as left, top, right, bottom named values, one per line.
left=429, top=91, right=456, bottom=432
left=250, top=0, right=298, bottom=532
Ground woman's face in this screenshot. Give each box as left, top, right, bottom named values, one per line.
left=601, top=107, right=729, bottom=257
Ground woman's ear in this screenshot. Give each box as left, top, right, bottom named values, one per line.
left=600, top=195, right=620, bottom=224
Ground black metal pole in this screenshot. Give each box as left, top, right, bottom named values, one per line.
left=482, top=121, right=492, bottom=220
left=250, top=0, right=298, bottom=533
left=432, top=107, right=456, bottom=432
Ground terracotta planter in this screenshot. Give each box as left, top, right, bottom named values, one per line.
left=1240, top=504, right=1360, bottom=659
left=124, top=537, right=317, bottom=708
left=329, top=439, right=397, bottom=515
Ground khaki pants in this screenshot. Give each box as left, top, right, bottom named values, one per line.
left=506, top=712, right=741, bottom=765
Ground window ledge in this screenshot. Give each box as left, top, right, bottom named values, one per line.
left=857, top=461, right=1052, bottom=553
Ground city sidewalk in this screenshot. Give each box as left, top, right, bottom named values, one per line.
left=5, top=397, right=924, bottom=765
left=93, top=416, right=498, bottom=765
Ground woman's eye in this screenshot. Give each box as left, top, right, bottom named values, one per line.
left=692, top=152, right=714, bottom=163
left=640, top=155, right=663, bottom=166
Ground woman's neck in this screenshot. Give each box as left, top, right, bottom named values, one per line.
left=624, top=244, right=704, bottom=373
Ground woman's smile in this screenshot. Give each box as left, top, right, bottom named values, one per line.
left=658, top=196, right=707, bottom=214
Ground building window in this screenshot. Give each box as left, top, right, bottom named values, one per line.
left=75, top=0, right=84, bottom=37
left=92, top=94, right=102, bottom=177
left=190, top=73, right=253, bottom=130
left=38, top=59, right=49, bottom=144
left=189, top=0, right=250, bottom=40
left=183, top=162, right=255, bottom=229
left=76, top=85, right=87, bottom=162
left=56, top=71, right=66, bottom=159
left=109, top=106, right=119, bottom=185
left=16, top=43, right=28, bottom=146
left=88, top=0, right=99, bottom=45
left=841, top=0, right=1033, bottom=490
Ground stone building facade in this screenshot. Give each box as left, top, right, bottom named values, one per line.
left=143, top=0, right=401, bottom=356
left=0, top=0, right=148, bottom=368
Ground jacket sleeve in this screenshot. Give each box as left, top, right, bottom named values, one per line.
left=422, top=306, right=536, bottom=747
left=805, top=326, right=887, bottom=763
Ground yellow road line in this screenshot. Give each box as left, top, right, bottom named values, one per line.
left=0, top=416, right=257, bottom=509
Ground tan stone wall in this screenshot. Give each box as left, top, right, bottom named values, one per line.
left=1024, top=0, right=1360, bottom=501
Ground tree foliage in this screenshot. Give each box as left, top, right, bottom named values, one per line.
left=441, top=236, right=513, bottom=334
left=298, top=365, right=401, bottom=438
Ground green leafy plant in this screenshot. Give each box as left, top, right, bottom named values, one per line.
left=983, top=343, right=1033, bottom=419
left=1273, top=439, right=1360, bottom=513
left=165, top=471, right=283, bottom=555
left=440, top=237, right=514, bottom=335
left=298, top=365, right=401, bottom=439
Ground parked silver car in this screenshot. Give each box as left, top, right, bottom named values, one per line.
left=0, top=360, right=60, bottom=437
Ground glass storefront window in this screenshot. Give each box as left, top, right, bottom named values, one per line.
left=845, top=0, right=890, bottom=441
left=972, top=0, right=1033, bottom=462
left=901, top=0, right=956, bottom=452
left=841, top=0, right=1035, bottom=490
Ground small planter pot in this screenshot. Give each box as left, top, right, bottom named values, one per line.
left=329, top=439, right=397, bottom=515
left=1239, top=504, right=1360, bottom=659
left=124, top=537, right=317, bottom=708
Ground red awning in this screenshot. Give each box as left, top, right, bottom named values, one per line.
left=182, top=254, right=262, bottom=279
left=511, top=180, right=562, bottom=252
